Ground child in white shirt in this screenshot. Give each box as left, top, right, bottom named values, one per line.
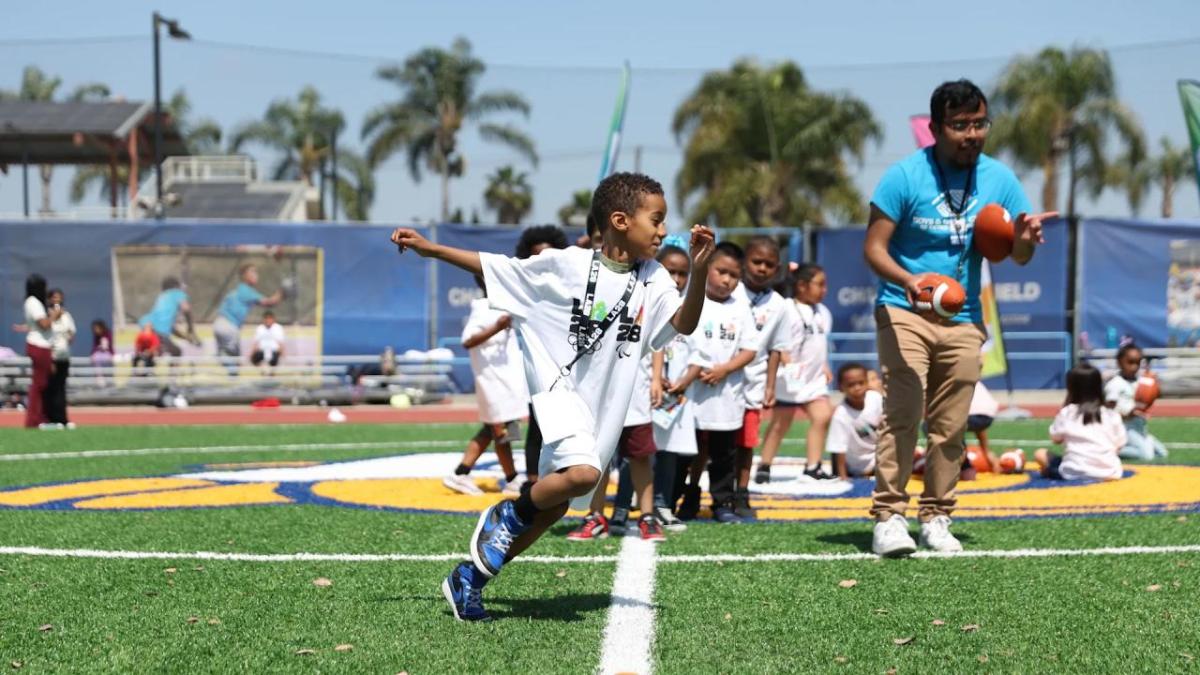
left=443, top=277, right=528, bottom=497
left=393, top=173, right=714, bottom=622
left=251, top=311, right=286, bottom=368
left=762, top=264, right=835, bottom=480
left=670, top=242, right=758, bottom=523
left=650, top=245, right=697, bottom=532
left=1104, top=343, right=1167, bottom=460
left=828, top=363, right=884, bottom=479
left=734, top=236, right=789, bottom=519
left=1036, top=363, right=1126, bottom=481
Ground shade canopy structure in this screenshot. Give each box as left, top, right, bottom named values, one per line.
left=0, top=100, right=189, bottom=209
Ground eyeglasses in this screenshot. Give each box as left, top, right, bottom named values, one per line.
left=944, top=119, right=992, bottom=133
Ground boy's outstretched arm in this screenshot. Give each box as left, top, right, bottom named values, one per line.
left=391, top=228, right=483, bottom=277
left=671, top=225, right=716, bottom=335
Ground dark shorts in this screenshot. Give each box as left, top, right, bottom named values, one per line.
left=1042, top=454, right=1064, bottom=480
left=618, top=423, right=657, bottom=459
left=739, top=409, right=762, bottom=449
left=156, top=332, right=182, bottom=357
left=967, top=414, right=994, bottom=432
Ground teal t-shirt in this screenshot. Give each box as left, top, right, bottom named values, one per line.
left=218, top=283, right=265, bottom=327
left=870, top=148, right=1032, bottom=323
left=138, top=288, right=188, bottom=337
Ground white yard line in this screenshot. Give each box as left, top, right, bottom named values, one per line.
left=0, top=543, right=1196, bottom=565
left=598, top=537, right=659, bottom=675
left=0, top=439, right=470, bottom=462
left=0, top=545, right=615, bottom=564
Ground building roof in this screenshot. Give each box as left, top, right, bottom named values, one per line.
left=0, top=100, right=188, bottom=165
left=161, top=182, right=304, bottom=221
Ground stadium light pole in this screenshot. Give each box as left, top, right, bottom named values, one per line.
left=152, top=12, right=190, bottom=220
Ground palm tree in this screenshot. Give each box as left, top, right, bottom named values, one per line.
left=557, top=189, right=592, bottom=227
left=362, top=37, right=537, bottom=222
left=69, top=89, right=221, bottom=206
left=483, top=166, right=533, bottom=224
left=672, top=59, right=881, bottom=228
left=1115, top=137, right=1196, bottom=218
left=989, top=46, right=1145, bottom=214
left=230, top=85, right=374, bottom=220
left=0, top=66, right=110, bottom=213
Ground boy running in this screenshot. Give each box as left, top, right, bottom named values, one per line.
left=391, top=173, right=714, bottom=622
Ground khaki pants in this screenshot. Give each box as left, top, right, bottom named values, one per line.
left=871, top=305, right=985, bottom=522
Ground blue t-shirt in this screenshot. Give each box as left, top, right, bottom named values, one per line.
left=139, top=288, right=188, bottom=337
left=218, top=283, right=265, bottom=327
left=870, top=148, right=1032, bottom=323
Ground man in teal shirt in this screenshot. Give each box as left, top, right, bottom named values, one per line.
left=863, top=79, right=1056, bottom=557
left=212, top=263, right=283, bottom=360
left=137, top=277, right=198, bottom=357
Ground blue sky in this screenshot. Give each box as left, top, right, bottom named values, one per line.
left=2, top=0, right=1200, bottom=226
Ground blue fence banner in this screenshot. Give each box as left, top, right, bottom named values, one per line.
left=0, top=221, right=429, bottom=357
left=1080, top=217, right=1200, bottom=351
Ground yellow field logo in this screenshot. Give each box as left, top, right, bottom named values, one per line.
left=1, top=453, right=1197, bottom=520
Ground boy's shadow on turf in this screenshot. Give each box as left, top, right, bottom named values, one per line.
left=816, top=530, right=975, bottom=552
left=375, top=592, right=611, bottom=622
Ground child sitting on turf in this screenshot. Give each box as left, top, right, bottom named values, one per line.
left=1035, top=363, right=1125, bottom=481
left=443, top=276, right=526, bottom=496
left=827, top=363, right=884, bottom=479
left=760, top=264, right=835, bottom=480
left=670, top=242, right=758, bottom=523
left=1105, top=343, right=1168, bottom=460
left=392, top=172, right=714, bottom=622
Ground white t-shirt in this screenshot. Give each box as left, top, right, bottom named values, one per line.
left=774, top=301, right=832, bottom=404
left=254, top=323, right=286, bottom=357
left=1103, top=374, right=1136, bottom=417
left=969, top=382, right=999, bottom=417
left=462, top=298, right=529, bottom=424
left=653, top=333, right=698, bottom=456
left=481, top=247, right=681, bottom=477
left=23, top=297, right=53, bottom=349
left=1048, top=404, right=1126, bottom=480
left=827, top=390, right=884, bottom=475
left=50, top=310, right=76, bottom=361
left=686, top=295, right=758, bottom=431
left=624, top=353, right=654, bottom=426
left=733, top=283, right=789, bottom=410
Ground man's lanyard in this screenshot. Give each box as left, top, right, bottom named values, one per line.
left=554, top=250, right=640, bottom=387
left=933, top=154, right=977, bottom=278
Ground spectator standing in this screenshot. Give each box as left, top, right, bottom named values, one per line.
left=21, top=274, right=56, bottom=428
left=45, top=288, right=76, bottom=428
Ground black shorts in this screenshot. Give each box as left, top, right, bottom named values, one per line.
left=1042, top=455, right=1064, bottom=480
left=967, top=414, right=994, bottom=432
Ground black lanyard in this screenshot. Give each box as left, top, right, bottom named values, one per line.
left=933, top=154, right=976, bottom=277
left=556, top=251, right=640, bottom=383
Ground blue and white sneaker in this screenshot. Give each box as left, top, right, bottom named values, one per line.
left=470, top=499, right=530, bottom=578
left=442, top=561, right=491, bottom=622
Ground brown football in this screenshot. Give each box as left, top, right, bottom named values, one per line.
left=974, top=203, right=1015, bottom=263
left=911, top=273, right=965, bottom=319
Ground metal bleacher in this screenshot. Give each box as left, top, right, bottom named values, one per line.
left=0, top=354, right=463, bottom=407
left=1086, top=347, right=1200, bottom=396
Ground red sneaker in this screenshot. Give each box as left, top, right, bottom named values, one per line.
left=566, top=513, right=609, bottom=541
left=638, top=515, right=665, bottom=542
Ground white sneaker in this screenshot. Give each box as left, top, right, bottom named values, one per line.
left=919, top=515, right=964, bottom=553
left=872, top=514, right=917, bottom=558
left=442, top=474, right=483, bottom=496
left=501, top=475, right=527, bottom=496
left=656, top=506, right=688, bottom=532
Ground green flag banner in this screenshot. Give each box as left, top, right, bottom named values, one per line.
left=1178, top=80, right=1200, bottom=200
